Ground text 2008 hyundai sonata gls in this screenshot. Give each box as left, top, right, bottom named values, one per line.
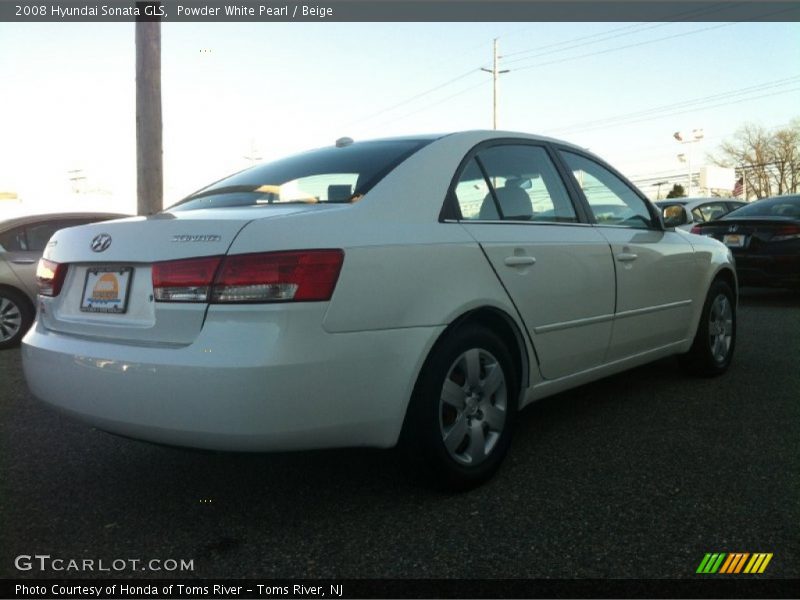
left=22, top=131, right=737, bottom=489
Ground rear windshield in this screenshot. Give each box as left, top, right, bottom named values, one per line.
left=723, top=195, right=800, bottom=219
left=169, top=139, right=434, bottom=211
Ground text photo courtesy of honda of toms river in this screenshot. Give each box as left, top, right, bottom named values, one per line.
left=22, top=131, right=737, bottom=489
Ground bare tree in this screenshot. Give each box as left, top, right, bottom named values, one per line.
left=710, top=120, right=800, bottom=199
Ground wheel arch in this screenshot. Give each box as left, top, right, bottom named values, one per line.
left=411, top=305, right=531, bottom=411
left=713, top=266, right=738, bottom=306
left=0, top=283, right=35, bottom=311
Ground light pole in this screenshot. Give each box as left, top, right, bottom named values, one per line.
left=674, top=128, right=704, bottom=196
left=653, top=181, right=668, bottom=200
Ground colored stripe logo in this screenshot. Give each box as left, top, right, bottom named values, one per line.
left=696, top=553, right=773, bottom=574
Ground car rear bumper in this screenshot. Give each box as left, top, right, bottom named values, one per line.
left=22, top=304, right=442, bottom=451
left=733, top=253, right=800, bottom=288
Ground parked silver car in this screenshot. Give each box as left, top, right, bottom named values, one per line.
left=0, top=212, right=126, bottom=348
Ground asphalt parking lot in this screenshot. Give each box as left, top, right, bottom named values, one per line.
left=1, top=289, right=798, bottom=581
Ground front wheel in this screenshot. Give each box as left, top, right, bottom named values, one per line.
left=401, top=324, right=518, bottom=491
left=679, top=279, right=736, bottom=376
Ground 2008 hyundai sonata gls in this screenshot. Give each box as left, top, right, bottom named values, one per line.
left=22, top=131, right=737, bottom=489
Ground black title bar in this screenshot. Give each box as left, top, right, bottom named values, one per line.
left=3, top=0, right=800, bottom=22
left=3, top=578, right=800, bottom=599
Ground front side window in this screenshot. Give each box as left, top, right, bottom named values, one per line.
left=170, top=139, right=434, bottom=211
left=454, top=144, right=577, bottom=223
left=560, top=151, right=654, bottom=229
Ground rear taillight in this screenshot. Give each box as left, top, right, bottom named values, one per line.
left=152, top=256, right=223, bottom=302
left=152, top=250, right=344, bottom=303
left=772, top=225, right=800, bottom=241
left=213, top=250, right=344, bottom=302
left=690, top=225, right=703, bottom=235
left=36, top=258, right=68, bottom=297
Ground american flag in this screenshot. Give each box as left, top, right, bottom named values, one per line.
left=732, top=177, right=743, bottom=197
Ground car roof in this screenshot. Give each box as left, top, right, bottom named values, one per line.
left=341, top=130, right=589, bottom=153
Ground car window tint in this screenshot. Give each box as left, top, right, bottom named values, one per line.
left=454, top=158, right=495, bottom=219
left=24, top=220, right=79, bottom=252
left=457, top=145, right=576, bottom=222
left=0, top=226, right=27, bottom=251
left=721, top=196, right=800, bottom=218
left=560, top=151, right=653, bottom=229
left=170, top=139, right=434, bottom=211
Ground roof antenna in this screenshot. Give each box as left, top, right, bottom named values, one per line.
left=335, top=137, right=354, bottom=148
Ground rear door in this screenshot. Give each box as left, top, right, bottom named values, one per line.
left=453, top=142, right=616, bottom=380
left=557, top=149, right=701, bottom=361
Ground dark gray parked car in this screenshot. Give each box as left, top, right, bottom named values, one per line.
left=0, top=212, right=126, bottom=348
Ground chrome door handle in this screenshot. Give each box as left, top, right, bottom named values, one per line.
left=616, top=252, right=638, bottom=262
left=504, top=256, right=536, bottom=267
left=11, top=259, right=37, bottom=265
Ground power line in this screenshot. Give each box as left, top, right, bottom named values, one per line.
left=510, top=5, right=799, bottom=74
left=567, top=87, right=800, bottom=135
left=502, top=2, right=747, bottom=62
left=364, top=80, right=491, bottom=132
left=503, top=22, right=673, bottom=65
left=512, top=22, right=739, bottom=72
left=545, top=77, right=800, bottom=135
left=349, top=69, right=480, bottom=125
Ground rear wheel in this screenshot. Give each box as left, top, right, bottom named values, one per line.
left=679, top=279, right=736, bottom=376
left=0, top=288, right=34, bottom=350
left=401, top=324, right=518, bottom=491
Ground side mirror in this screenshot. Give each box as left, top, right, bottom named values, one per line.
left=662, top=205, right=690, bottom=228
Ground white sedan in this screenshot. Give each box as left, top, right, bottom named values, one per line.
left=22, top=131, right=737, bottom=489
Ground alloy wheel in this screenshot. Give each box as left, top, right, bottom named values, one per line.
left=708, top=293, right=733, bottom=363
left=0, top=296, right=23, bottom=343
left=439, top=348, right=508, bottom=466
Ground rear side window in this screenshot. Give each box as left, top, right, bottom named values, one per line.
left=722, top=196, right=800, bottom=218
left=0, top=226, right=26, bottom=251
left=454, top=145, right=577, bottom=222
left=25, top=221, right=66, bottom=251
left=170, top=139, right=435, bottom=211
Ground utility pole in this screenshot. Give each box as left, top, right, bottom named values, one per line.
left=481, top=38, right=510, bottom=130
left=135, top=5, right=163, bottom=215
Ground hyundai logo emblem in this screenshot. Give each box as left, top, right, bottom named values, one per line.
left=728, top=225, right=739, bottom=233
left=90, top=233, right=112, bottom=253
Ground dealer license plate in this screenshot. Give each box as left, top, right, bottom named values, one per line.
left=80, top=267, right=133, bottom=313
left=722, top=233, right=747, bottom=248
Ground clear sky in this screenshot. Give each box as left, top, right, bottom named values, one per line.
left=1, top=18, right=799, bottom=215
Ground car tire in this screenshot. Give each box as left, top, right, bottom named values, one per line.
left=679, top=279, right=736, bottom=377
left=0, top=288, right=34, bottom=350
left=400, top=324, right=518, bottom=491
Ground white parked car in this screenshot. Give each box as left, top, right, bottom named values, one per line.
left=656, top=197, right=747, bottom=231
left=22, top=132, right=737, bottom=489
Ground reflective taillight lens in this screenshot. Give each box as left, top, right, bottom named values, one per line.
left=36, top=258, right=68, bottom=297
left=152, top=256, right=223, bottom=302
left=772, top=225, right=800, bottom=242
left=690, top=225, right=703, bottom=235
left=213, top=250, right=344, bottom=303
left=151, top=250, right=344, bottom=303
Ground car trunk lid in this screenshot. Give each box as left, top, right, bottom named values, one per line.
left=37, top=207, right=317, bottom=345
